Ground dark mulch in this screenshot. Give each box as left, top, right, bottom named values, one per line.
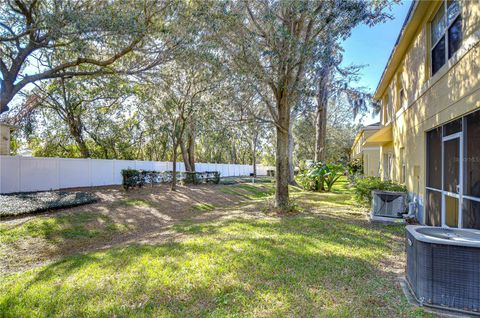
left=0, top=191, right=98, bottom=217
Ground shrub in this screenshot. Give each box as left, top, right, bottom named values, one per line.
left=298, top=162, right=345, bottom=192
left=353, top=176, right=407, bottom=204
left=323, top=164, right=344, bottom=192
left=183, top=171, right=220, bottom=185
left=121, top=169, right=144, bottom=190
left=121, top=169, right=220, bottom=190
left=347, top=158, right=363, bottom=175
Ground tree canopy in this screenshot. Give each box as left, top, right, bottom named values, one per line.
left=2, top=0, right=391, bottom=206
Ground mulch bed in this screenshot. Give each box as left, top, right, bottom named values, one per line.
left=0, top=191, right=98, bottom=217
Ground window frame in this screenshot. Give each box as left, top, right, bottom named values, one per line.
left=399, top=87, right=405, bottom=110
left=382, top=94, right=390, bottom=124
left=396, top=71, right=405, bottom=111
left=430, top=0, right=462, bottom=76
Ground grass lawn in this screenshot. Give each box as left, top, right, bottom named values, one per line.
left=0, top=178, right=431, bottom=317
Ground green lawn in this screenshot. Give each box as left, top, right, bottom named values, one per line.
left=0, top=179, right=430, bottom=317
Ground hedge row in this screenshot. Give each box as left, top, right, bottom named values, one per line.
left=121, top=169, right=220, bottom=190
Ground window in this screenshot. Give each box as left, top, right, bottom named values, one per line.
left=399, top=88, right=405, bottom=109
left=400, top=147, right=406, bottom=184
left=383, top=153, right=393, bottom=181
left=382, top=94, right=389, bottom=124
left=396, top=71, right=405, bottom=111
left=430, top=0, right=462, bottom=75
left=364, top=155, right=368, bottom=175
left=426, top=127, right=442, bottom=189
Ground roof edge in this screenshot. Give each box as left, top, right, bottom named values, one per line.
left=373, top=1, right=419, bottom=99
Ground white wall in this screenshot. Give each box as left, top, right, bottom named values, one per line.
left=0, top=155, right=273, bottom=194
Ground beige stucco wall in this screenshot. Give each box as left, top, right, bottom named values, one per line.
left=351, top=128, right=381, bottom=177
left=362, top=148, right=380, bottom=177
left=377, top=1, right=480, bottom=223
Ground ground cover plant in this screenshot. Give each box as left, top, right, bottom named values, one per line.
left=0, top=192, right=98, bottom=217
left=0, top=178, right=432, bottom=317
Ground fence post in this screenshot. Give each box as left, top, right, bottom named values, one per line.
left=112, top=159, right=116, bottom=185
left=88, top=158, right=93, bottom=187
left=56, top=157, right=60, bottom=190
left=18, top=156, right=22, bottom=192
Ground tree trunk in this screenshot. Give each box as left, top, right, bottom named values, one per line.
left=76, top=137, right=90, bottom=158
left=171, top=141, right=178, bottom=191
left=314, top=104, right=326, bottom=162
left=252, top=132, right=258, bottom=177
left=275, top=96, right=290, bottom=209
left=231, top=142, right=237, bottom=164
left=68, top=117, right=90, bottom=158
left=288, top=115, right=297, bottom=185
left=315, top=67, right=330, bottom=162
left=180, top=140, right=192, bottom=172
left=0, top=80, right=14, bottom=114
left=187, top=121, right=195, bottom=171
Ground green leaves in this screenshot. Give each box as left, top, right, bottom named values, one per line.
left=300, top=162, right=345, bottom=192
left=353, top=176, right=407, bottom=205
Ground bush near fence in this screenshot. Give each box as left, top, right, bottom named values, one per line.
left=121, top=169, right=220, bottom=190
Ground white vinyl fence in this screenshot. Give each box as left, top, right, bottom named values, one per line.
left=0, top=155, right=272, bottom=194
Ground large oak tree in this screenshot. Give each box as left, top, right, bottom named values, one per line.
left=0, top=0, right=173, bottom=114
left=212, top=0, right=389, bottom=208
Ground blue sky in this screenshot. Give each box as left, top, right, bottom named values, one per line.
left=341, top=1, right=412, bottom=125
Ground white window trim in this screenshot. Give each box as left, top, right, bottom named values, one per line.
left=393, top=29, right=480, bottom=122
left=430, top=0, right=461, bottom=76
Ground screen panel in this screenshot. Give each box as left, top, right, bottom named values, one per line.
left=427, top=127, right=442, bottom=189
left=426, top=190, right=442, bottom=226
left=443, top=118, right=462, bottom=136
left=463, top=199, right=480, bottom=229
left=465, top=110, right=480, bottom=198
left=445, top=195, right=459, bottom=227
left=443, top=138, right=459, bottom=193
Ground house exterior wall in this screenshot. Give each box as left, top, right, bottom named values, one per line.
left=375, top=1, right=480, bottom=224
left=362, top=148, right=380, bottom=177
left=351, top=128, right=381, bottom=177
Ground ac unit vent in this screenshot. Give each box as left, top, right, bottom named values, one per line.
left=372, top=190, right=407, bottom=218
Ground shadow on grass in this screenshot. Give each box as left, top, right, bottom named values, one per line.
left=0, top=213, right=416, bottom=317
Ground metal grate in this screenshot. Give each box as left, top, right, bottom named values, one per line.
left=372, top=190, right=407, bottom=218
left=406, top=231, right=480, bottom=313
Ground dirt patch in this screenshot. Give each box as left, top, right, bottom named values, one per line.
left=0, top=183, right=265, bottom=274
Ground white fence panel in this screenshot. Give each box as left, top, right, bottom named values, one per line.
left=91, top=159, right=115, bottom=186
left=0, top=156, right=20, bottom=193
left=0, top=155, right=273, bottom=194
left=113, top=160, right=135, bottom=184
left=135, top=160, right=153, bottom=171
left=59, top=158, right=90, bottom=189
left=20, top=157, right=58, bottom=192
left=153, top=161, right=170, bottom=172
left=221, top=164, right=228, bottom=177
left=256, top=165, right=271, bottom=176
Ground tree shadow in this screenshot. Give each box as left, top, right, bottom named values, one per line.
left=0, top=214, right=412, bottom=317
